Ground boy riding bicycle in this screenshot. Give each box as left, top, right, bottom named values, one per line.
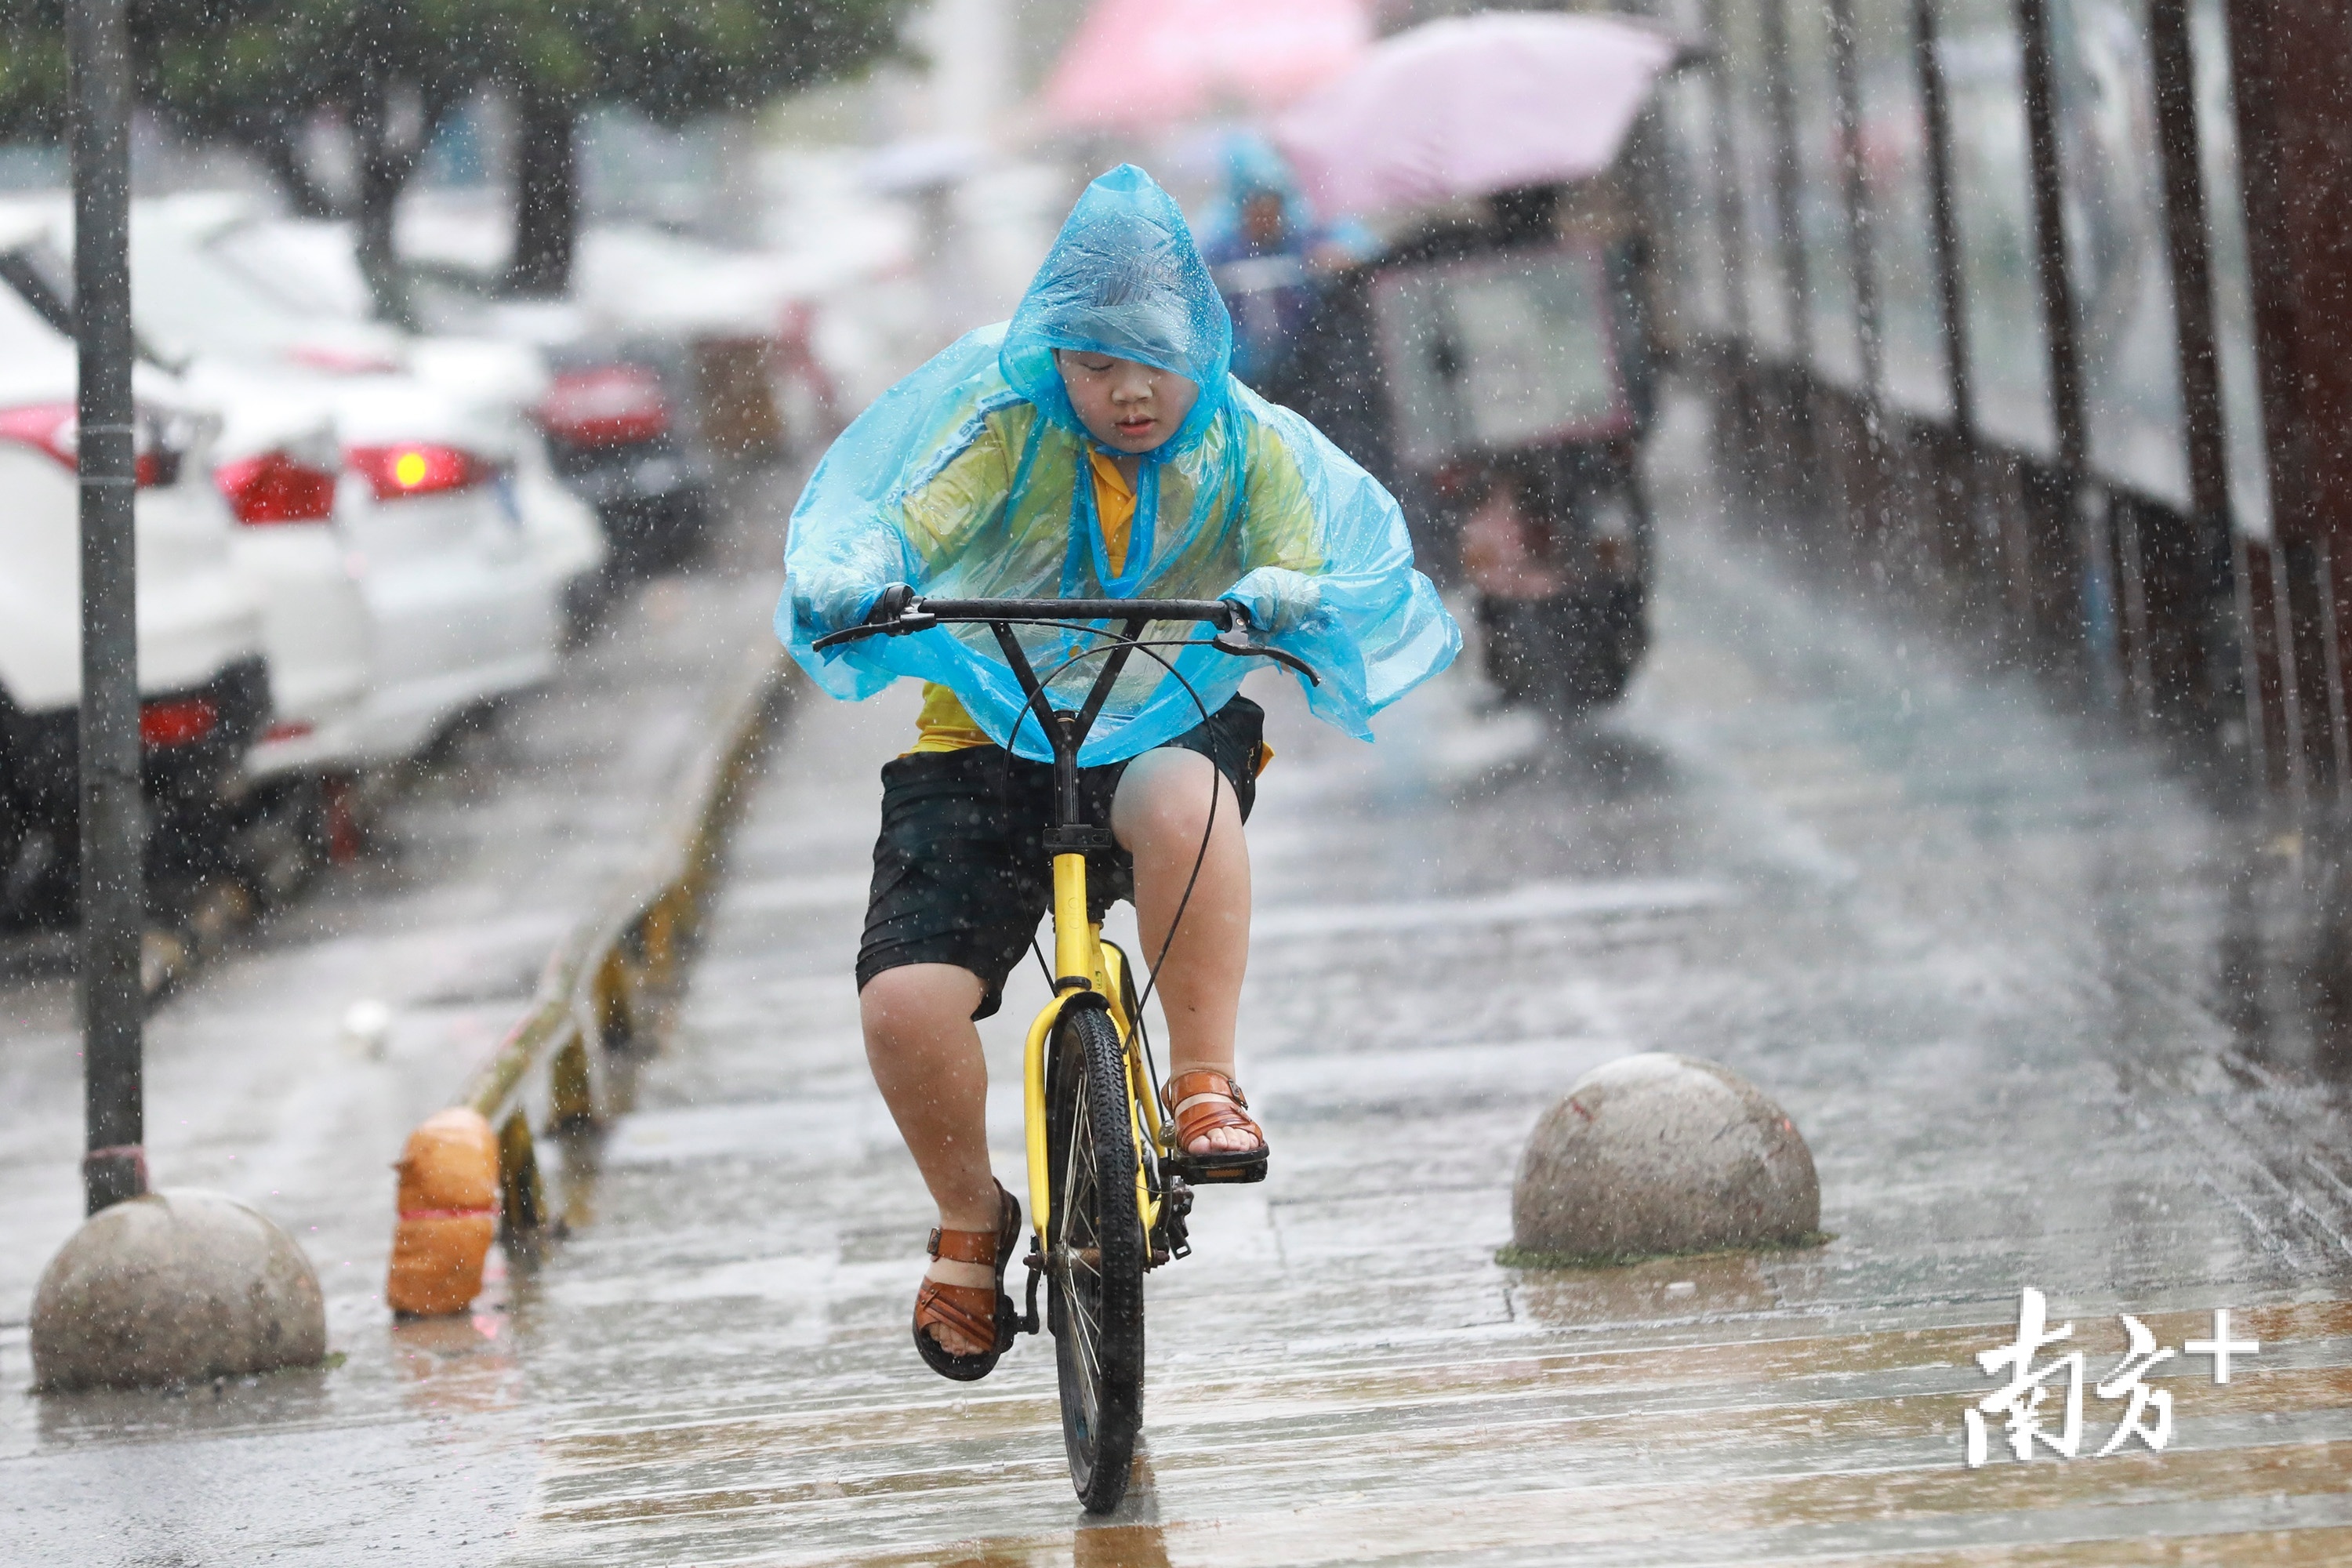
left=781, top=165, right=1457, bottom=1380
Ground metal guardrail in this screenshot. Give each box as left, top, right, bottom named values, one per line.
left=388, top=641, right=786, bottom=1311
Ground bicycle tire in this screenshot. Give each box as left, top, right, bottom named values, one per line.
left=1045, top=1002, right=1147, bottom=1513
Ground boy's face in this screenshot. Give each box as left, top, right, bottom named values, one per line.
left=1055, top=350, right=1198, bottom=455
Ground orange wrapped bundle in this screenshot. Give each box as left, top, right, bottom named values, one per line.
left=387, top=1107, right=499, bottom=1316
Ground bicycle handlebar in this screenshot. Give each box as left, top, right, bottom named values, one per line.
left=809, top=589, right=1319, bottom=688
left=812, top=593, right=1241, bottom=650
left=920, top=597, right=1241, bottom=626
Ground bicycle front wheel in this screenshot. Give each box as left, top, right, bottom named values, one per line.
left=1045, top=1002, right=1147, bottom=1513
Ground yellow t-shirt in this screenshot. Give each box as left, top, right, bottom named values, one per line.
left=909, top=452, right=1137, bottom=753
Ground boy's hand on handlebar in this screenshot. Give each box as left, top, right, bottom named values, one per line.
left=858, top=583, right=935, bottom=637
left=811, top=584, right=927, bottom=649
left=866, top=583, right=920, bottom=625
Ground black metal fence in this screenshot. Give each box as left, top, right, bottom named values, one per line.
left=1628, top=0, right=2326, bottom=802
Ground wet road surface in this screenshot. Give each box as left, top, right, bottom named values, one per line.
left=12, top=401, right=2352, bottom=1562
left=0, top=474, right=795, bottom=1562
left=485, top=400, right=2352, bottom=1563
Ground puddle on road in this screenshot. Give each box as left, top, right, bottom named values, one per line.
left=1248, top=876, right=1734, bottom=940
left=501, top=1295, right=2352, bottom=1565
left=1510, top=1247, right=1788, bottom=1324
left=30, top=1363, right=339, bottom=1445
left=390, top=1312, right=520, bottom=1417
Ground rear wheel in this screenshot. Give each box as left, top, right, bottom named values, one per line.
left=1045, top=1002, right=1146, bottom=1513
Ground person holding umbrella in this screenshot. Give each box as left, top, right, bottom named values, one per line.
left=1275, top=11, right=1692, bottom=728
left=1196, top=134, right=1370, bottom=408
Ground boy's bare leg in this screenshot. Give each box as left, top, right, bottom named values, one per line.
left=862, top=962, right=1004, bottom=1356
left=1112, top=748, right=1258, bottom=1156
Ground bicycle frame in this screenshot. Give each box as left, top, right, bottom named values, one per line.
left=1020, top=885, right=1166, bottom=1251
left=810, top=591, right=1312, bottom=1266
left=808, top=590, right=1312, bottom=1512
left=983, top=613, right=1171, bottom=1256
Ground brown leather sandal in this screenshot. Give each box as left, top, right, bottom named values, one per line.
left=913, top=1180, right=1022, bottom=1381
left=1162, top=1069, right=1269, bottom=1183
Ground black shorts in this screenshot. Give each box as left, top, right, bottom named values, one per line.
left=856, top=696, right=1265, bottom=1020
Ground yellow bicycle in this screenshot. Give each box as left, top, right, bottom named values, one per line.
left=816, top=592, right=1316, bottom=1512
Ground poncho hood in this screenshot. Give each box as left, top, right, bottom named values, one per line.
left=999, top=164, right=1232, bottom=455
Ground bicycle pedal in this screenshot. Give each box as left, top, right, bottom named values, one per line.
left=1165, top=1156, right=1268, bottom=1185
left=1020, top=1249, right=1044, bottom=1335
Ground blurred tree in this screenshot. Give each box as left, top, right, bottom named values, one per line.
left=496, top=0, right=910, bottom=297
left=129, top=0, right=499, bottom=321
left=3, top=0, right=907, bottom=316
left=0, top=5, right=70, bottom=149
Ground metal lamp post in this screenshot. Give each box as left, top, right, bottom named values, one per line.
left=68, top=0, right=147, bottom=1216
left=28, top=3, right=328, bottom=1395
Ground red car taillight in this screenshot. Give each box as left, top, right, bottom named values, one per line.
left=0, top=401, right=176, bottom=486
left=140, top=695, right=220, bottom=748
left=535, top=365, right=670, bottom=448
left=346, top=444, right=485, bottom=502
left=215, top=451, right=339, bottom=524
left=0, top=402, right=77, bottom=468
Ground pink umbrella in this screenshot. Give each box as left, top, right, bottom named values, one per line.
left=1273, top=12, right=1686, bottom=216
left=1043, top=0, right=1370, bottom=133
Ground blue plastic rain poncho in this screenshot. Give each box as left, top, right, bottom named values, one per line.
left=778, top=164, right=1457, bottom=764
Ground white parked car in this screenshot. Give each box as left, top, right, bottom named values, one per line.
left=147, top=194, right=611, bottom=615
left=201, top=386, right=374, bottom=779
left=0, top=263, right=269, bottom=921
left=0, top=196, right=593, bottom=771
left=192, top=354, right=566, bottom=765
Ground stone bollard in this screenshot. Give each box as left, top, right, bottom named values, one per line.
left=1511, top=1053, right=1820, bottom=1263
left=29, top=1189, right=328, bottom=1392
left=386, top=1107, right=499, bottom=1316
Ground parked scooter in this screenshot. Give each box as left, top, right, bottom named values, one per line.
left=1298, top=177, right=1661, bottom=725
left=1272, top=9, right=1691, bottom=728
